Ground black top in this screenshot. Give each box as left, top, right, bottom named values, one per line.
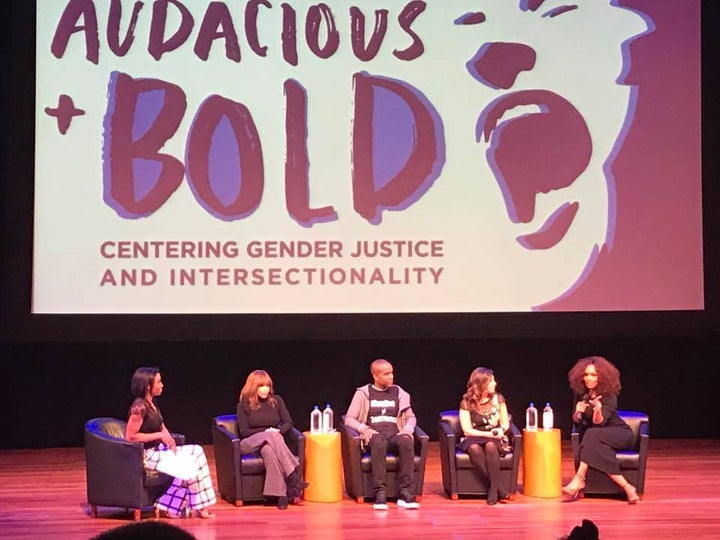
left=460, top=393, right=506, bottom=431
left=368, top=385, right=400, bottom=438
left=129, top=397, right=164, bottom=449
left=572, top=393, right=628, bottom=428
left=236, top=395, right=293, bottom=439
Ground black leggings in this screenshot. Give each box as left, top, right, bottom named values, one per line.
left=466, top=441, right=505, bottom=497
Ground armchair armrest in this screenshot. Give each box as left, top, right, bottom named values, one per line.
left=339, top=418, right=364, bottom=500
left=211, top=420, right=243, bottom=502
left=413, top=425, right=429, bottom=453
left=284, top=427, right=306, bottom=474
left=171, top=433, right=185, bottom=446
left=84, top=429, right=146, bottom=507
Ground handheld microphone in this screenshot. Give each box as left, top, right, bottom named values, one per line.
left=582, top=393, right=590, bottom=403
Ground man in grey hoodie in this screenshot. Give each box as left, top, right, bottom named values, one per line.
left=344, top=358, right=419, bottom=510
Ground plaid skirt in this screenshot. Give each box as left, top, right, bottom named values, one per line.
left=144, top=444, right=216, bottom=515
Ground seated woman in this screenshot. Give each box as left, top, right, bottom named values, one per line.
left=236, top=369, right=308, bottom=509
left=125, top=367, right=216, bottom=519
left=562, top=355, right=639, bottom=504
left=458, top=367, right=512, bottom=505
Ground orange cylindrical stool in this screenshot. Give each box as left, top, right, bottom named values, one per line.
left=303, top=432, right=343, bottom=502
left=522, top=428, right=562, bottom=498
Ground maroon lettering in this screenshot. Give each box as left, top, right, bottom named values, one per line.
left=51, top=0, right=100, bottom=64
left=194, top=1, right=241, bottom=62
left=352, top=72, right=442, bottom=223
left=284, top=79, right=338, bottom=226
left=107, top=0, right=143, bottom=57
left=350, top=7, right=388, bottom=62
left=186, top=95, right=264, bottom=220
left=148, top=0, right=194, bottom=61
left=306, top=4, right=340, bottom=59
left=394, top=1, right=426, bottom=61
left=103, top=72, right=187, bottom=217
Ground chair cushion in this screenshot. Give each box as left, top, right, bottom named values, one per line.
left=144, top=469, right=173, bottom=487
left=239, top=454, right=266, bottom=474
left=455, top=450, right=516, bottom=469
left=616, top=450, right=640, bottom=470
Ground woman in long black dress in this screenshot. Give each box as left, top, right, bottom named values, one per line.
left=458, top=367, right=512, bottom=505
left=562, top=356, right=640, bottom=504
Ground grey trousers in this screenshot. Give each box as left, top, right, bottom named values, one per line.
left=240, top=431, right=299, bottom=497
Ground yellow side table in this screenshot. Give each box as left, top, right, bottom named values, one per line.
left=522, top=428, right=562, bottom=498
left=303, top=432, right=343, bottom=502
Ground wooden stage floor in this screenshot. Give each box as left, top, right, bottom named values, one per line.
left=1, top=440, right=719, bottom=540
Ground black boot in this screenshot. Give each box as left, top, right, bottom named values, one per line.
left=286, top=467, right=310, bottom=492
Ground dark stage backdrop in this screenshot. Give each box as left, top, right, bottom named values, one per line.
left=2, top=336, right=718, bottom=449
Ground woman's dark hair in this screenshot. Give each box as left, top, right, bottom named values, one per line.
left=568, top=356, right=622, bottom=396
left=461, top=367, right=494, bottom=410
left=131, top=367, right=160, bottom=398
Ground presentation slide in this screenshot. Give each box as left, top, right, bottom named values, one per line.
left=33, top=0, right=703, bottom=314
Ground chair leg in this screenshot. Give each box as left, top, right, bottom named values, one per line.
left=450, top=494, right=459, bottom=501
left=90, top=504, right=98, bottom=518
left=154, top=507, right=160, bottom=519
left=356, top=496, right=364, bottom=504
left=132, top=509, right=141, bottom=521
left=233, top=500, right=243, bottom=507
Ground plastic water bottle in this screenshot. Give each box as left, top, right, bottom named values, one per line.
left=322, top=403, right=334, bottom=433
left=310, top=405, right=322, bottom=434
left=542, top=402, right=554, bottom=431
left=525, top=402, right=538, bottom=432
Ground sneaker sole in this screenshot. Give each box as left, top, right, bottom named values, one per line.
left=373, top=503, right=389, bottom=510
left=397, top=500, right=419, bottom=509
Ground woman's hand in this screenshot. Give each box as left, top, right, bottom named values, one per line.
left=265, top=427, right=280, bottom=432
left=574, top=401, right=589, bottom=414
left=589, top=395, right=603, bottom=411
left=491, top=427, right=504, bottom=439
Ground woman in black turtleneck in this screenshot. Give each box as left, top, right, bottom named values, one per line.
left=236, top=370, right=308, bottom=509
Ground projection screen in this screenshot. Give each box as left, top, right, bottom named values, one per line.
left=33, top=0, right=702, bottom=314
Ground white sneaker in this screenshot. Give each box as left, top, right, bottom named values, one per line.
left=397, top=490, right=420, bottom=509
left=373, top=491, right=388, bottom=510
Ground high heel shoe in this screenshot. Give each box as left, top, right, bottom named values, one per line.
left=195, top=509, right=216, bottom=519
left=562, top=473, right=586, bottom=498
left=623, top=483, right=640, bottom=504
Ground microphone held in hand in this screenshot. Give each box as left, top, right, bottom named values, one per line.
left=582, top=393, right=590, bottom=403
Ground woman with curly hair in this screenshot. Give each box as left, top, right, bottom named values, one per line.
left=562, top=356, right=639, bottom=504
left=458, top=367, right=512, bottom=505
left=236, top=370, right=308, bottom=509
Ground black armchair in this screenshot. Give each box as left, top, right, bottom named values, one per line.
left=84, top=417, right=185, bottom=520
left=571, top=409, right=649, bottom=497
left=338, top=415, right=429, bottom=503
left=211, top=414, right=306, bottom=506
left=438, top=410, right=521, bottom=500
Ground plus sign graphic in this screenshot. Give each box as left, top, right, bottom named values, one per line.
left=44, top=94, right=85, bottom=135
